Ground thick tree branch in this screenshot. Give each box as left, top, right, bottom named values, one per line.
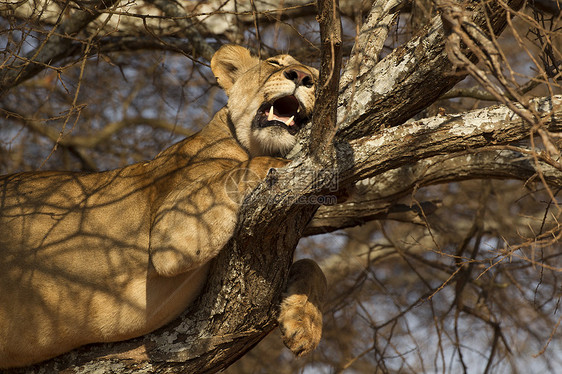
left=339, top=0, right=401, bottom=94
left=307, top=148, right=562, bottom=235
left=337, top=0, right=525, bottom=140
left=309, top=0, right=342, bottom=161
left=341, top=95, right=562, bottom=185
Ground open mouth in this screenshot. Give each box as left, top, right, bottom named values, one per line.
left=252, top=95, right=308, bottom=135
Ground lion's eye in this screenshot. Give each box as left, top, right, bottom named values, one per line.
left=268, top=59, right=282, bottom=67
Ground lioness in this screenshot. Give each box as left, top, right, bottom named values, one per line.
left=0, top=45, right=327, bottom=368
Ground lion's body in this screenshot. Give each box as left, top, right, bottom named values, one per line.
left=0, top=46, right=326, bottom=368
left=0, top=114, right=235, bottom=366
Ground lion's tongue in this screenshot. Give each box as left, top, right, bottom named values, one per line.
left=268, top=105, right=295, bottom=126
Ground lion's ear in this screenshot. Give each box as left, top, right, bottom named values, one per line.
left=211, top=45, right=259, bottom=95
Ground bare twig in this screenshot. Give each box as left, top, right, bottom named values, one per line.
left=0, top=0, right=121, bottom=95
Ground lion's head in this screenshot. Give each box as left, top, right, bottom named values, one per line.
left=211, top=45, right=318, bottom=157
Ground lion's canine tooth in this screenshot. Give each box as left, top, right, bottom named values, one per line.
left=285, top=116, right=295, bottom=126
left=268, top=106, right=274, bottom=121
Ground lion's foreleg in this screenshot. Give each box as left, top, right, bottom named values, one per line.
left=149, top=157, right=288, bottom=277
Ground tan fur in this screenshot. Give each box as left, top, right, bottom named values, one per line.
left=278, top=259, right=327, bottom=356
left=0, top=45, right=326, bottom=368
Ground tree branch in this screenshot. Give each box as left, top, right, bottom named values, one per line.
left=306, top=147, right=562, bottom=236
left=337, top=0, right=525, bottom=140
left=308, top=0, right=342, bottom=161
left=341, top=95, right=562, bottom=185
left=339, top=0, right=401, bottom=94
left=0, top=0, right=121, bottom=95
left=146, top=0, right=216, bottom=61
left=2, top=108, right=192, bottom=148
left=80, top=36, right=220, bottom=56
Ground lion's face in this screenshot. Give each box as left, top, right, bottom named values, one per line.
left=211, top=45, right=318, bottom=157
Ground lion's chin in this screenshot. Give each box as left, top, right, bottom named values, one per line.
left=251, top=126, right=297, bottom=157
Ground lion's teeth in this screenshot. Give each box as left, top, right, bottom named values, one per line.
left=268, top=106, right=274, bottom=121
left=285, top=116, right=295, bottom=126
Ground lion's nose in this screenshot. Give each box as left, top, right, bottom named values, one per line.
left=284, top=68, right=314, bottom=88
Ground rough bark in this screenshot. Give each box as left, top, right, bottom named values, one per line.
left=309, top=0, right=342, bottom=161
left=337, top=0, right=525, bottom=139
left=339, top=96, right=562, bottom=185
left=307, top=147, right=562, bottom=236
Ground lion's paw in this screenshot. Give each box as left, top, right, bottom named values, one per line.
left=278, top=293, right=323, bottom=357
